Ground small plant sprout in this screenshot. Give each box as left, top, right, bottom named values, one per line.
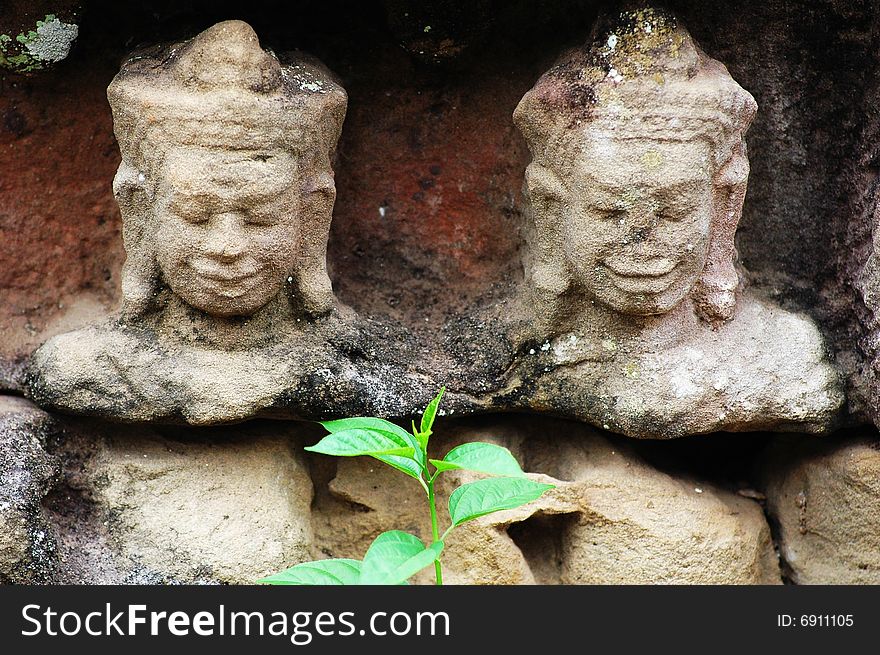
left=259, top=388, right=554, bottom=585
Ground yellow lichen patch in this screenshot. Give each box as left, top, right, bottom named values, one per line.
left=668, top=32, right=685, bottom=59
left=622, top=361, right=640, bottom=378
left=641, top=149, right=663, bottom=170
left=596, top=8, right=687, bottom=79
left=601, top=338, right=618, bottom=353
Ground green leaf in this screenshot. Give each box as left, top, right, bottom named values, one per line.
left=430, top=442, right=525, bottom=477
left=321, top=417, right=426, bottom=476
left=418, top=387, right=446, bottom=448
left=258, top=559, right=361, bottom=585
left=372, top=453, right=425, bottom=482
left=448, top=477, right=554, bottom=527
left=305, top=428, right=414, bottom=459
left=322, top=417, right=413, bottom=442
left=359, top=531, right=444, bottom=585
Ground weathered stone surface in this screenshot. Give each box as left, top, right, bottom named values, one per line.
left=0, top=4, right=870, bottom=372
left=27, top=313, right=439, bottom=424
left=492, top=295, right=842, bottom=438
left=107, top=20, right=346, bottom=320
left=55, top=421, right=314, bottom=584
left=762, top=433, right=880, bottom=584
left=3, top=1, right=877, bottom=589
left=686, top=0, right=876, bottom=427
left=23, top=20, right=455, bottom=427
left=312, top=456, right=431, bottom=567
left=0, top=396, right=59, bottom=583
left=26, top=20, right=401, bottom=424
left=23, top=15, right=843, bottom=439
left=848, top=62, right=880, bottom=427
left=382, top=0, right=496, bottom=64
left=0, top=55, right=122, bottom=392
left=537, top=439, right=781, bottom=584
left=493, top=8, right=843, bottom=437
left=19, top=20, right=508, bottom=425
left=312, top=416, right=781, bottom=584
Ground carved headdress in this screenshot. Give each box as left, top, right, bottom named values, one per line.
left=108, top=20, right=347, bottom=317
left=514, top=8, right=757, bottom=324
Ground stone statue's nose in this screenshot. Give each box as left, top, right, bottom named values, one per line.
left=631, top=226, right=649, bottom=244
left=626, top=205, right=659, bottom=243
left=205, top=212, right=246, bottom=260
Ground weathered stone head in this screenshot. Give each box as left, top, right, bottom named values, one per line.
left=514, top=8, right=756, bottom=330
left=108, top=20, right=347, bottom=318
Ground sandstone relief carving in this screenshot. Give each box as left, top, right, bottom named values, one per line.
left=26, top=21, right=428, bottom=424
left=109, top=20, right=340, bottom=321
left=23, top=12, right=845, bottom=438
left=494, top=9, right=844, bottom=437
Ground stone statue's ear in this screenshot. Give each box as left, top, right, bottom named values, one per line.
left=524, top=163, right=566, bottom=230
left=291, top=169, right=336, bottom=316
left=693, top=147, right=749, bottom=324
left=113, top=162, right=160, bottom=318
left=523, top=163, right=574, bottom=331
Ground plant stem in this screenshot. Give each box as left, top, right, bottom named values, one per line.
left=427, top=477, right=443, bottom=586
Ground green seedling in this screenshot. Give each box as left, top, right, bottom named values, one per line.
left=260, top=388, right=554, bottom=585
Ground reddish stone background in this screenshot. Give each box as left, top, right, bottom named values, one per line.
left=0, top=56, right=124, bottom=381
left=328, top=48, right=533, bottom=324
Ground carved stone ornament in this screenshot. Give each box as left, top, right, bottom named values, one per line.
left=24, top=13, right=844, bottom=438
left=493, top=8, right=844, bottom=437
left=26, top=21, right=427, bottom=424
left=107, top=20, right=343, bottom=321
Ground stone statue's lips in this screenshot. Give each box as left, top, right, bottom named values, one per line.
left=189, top=260, right=259, bottom=284
left=602, top=256, right=680, bottom=295
left=603, top=256, right=677, bottom=278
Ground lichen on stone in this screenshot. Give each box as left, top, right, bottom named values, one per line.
left=0, top=13, right=79, bottom=73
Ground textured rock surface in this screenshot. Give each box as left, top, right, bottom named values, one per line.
left=1, top=0, right=879, bottom=587
left=685, top=0, right=877, bottom=426
left=27, top=21, right=363, bottom=422
left=495, top=295, right=842, bottom=437
left=495, top=8, right=843, bottom=437
left=762, top=433, right=880, bottom=584
left=312, top=455, right=544, bottom=585
left=312, top=416, right=781, bottom=584
left=106, top=20, right=345, bottom=319
left=0, top=397, right=59, bottom=582
left=0, top=57, right=122, bottom=391
left=22, top=18, right=456, bottom=426
left=51, top=420, right=314, bottom=584
left=538, top=440, right=780, bottom=584
left=27, top=313, right=438, bottom=424
left=848, top=58, right=880, bottom=427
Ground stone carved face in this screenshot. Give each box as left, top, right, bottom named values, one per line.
left=107, top=20, right=347, bottom=321
left=514, top=9, right=757, bottom=329
left=565, top=137, right=713, bottom=315
left=154, top=148, right=299, bottom=317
